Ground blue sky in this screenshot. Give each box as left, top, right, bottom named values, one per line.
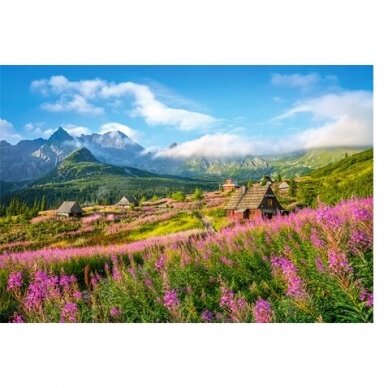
left=0, top=65, right=373, bottom=157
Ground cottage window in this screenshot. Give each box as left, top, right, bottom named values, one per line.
left=268, top=199, right=273, bottom=206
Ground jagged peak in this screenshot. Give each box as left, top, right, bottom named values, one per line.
left=48, top=127, right=74, bottom=143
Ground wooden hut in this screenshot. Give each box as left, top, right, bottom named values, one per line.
left=224, top=183, right=284, bottom=220
left=57, top=201, right=84, bottom=217
left=278, top=181, right=290, bottom=194
left=115, top=196, right=131, bottom=207
left=222, top=178, right=240, bottom=192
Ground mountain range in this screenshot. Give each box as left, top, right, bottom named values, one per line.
left=3, top=147, right=216, bottom=206
left=0, top=127, right=366, bottom=183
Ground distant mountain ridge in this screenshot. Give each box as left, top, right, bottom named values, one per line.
left=0, top=126, right=369, bottom=183
left=4, top=146, right=216, bottom=207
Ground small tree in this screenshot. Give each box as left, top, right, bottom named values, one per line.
left=171, top=191, right=186, bottom=202
left=247, top=179, right=254, bottom=188
left=289, top=178, right=296, bottom=197
left=193, top=188, right=204, bottom=200
left=40, top=195, right=47, bottom=211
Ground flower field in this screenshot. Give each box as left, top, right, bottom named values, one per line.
left=0, top=197, right=373, bottom=323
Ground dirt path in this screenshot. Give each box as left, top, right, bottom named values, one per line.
left=197, top=213, right=216, bottom=234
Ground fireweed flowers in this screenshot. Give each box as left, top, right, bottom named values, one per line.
left=253, top=300, right=272, bottom=323
left=11, top=314, right=24, bottom=323
left=201, top=310, right=213, bottom=322
left=163, top=289, right=179, bottom=310
left=110, top=307, right=122, bottom=319
left=327, top=250, right=352, bottom=276
left=60, top=302, right=78, bottom=323
left=271, top=257, right=307, bottom=300
left=7, top=272, right=23, bottom=291
left=220, top=287, right=249, bottom=322
left=359, top=289, right=373, bottom=308
left=3, top=197, right=373, bottom=323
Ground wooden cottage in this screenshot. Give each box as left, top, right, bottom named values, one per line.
left=222, top=178, right=240, bottom=192
left=115, top=196, right=131, bottom=207
left=57, top=201, right=84, bottom=217
left=224, top=183, right=284, bottom=220
left=278, top=181, right=290, bottom=194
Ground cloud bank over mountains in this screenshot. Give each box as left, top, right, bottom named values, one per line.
left=157, top=90, right=373, bottom=159
left=1, top=72, right=372, bottom=159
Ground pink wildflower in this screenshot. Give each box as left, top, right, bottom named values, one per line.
left=163, top=289, right=179, bottom=309
left=271, top=256, right=307, bottom=300
left=11, top=314, right=24, bottom=323
left=110, top=306, right=122, bottom=318
left=253, top=299, right=272, bottom=323
left=7, top=272, right=23, bottom=291
left=201, top=310, right=213, bottom=322
left=60, top=302, right=78, bottom=323
left=328, top=250, right=352, bottom=276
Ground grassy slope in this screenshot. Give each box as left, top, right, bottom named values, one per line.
left=269, top=147, right=367, bottom=178
left=295, top=148, right=373, bottom=205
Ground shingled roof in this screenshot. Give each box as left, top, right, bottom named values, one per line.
left=278, top=181, right=290, bottom=189
left=57, top=201, right=83, bottom=215
left=224, top=184, right=271, bottom=210
left=224, top=187, right=246, bottom=209
left=116, top=196, right=131, bottom=206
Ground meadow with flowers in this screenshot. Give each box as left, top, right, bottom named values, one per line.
left=0, top=189, right=373, bottom=323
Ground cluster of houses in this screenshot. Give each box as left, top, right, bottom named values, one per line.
left=56, top=196, right=132, bottom=217
left=55, top=178, right=291, bottom=222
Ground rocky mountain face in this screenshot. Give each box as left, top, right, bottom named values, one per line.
left=0, top=137, right=49, bottom=181
left=0, top=126, right=367, bottom=183
left=77, top=131, right=145, bottom=167
left=0, top=128, right=146, bottom=181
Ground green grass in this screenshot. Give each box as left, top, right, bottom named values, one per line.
left=269, top=147, right=367, bottom=178
left=126, top=213, right=203, bottom=241
left=295, top=149, right=373, bottom=206
left=202, top=208, right=230, bottom=231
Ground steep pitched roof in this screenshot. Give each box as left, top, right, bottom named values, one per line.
left=224, top=184, right=271, bottom=210
left=116, top=196, right=131, bottom=206
left=236, top=184, right=269, bottom=209
left=223, top=178, right=238, bottom=186
left=224, top=187, right=246, bottom=209
left=57, top=201, right=83, bottom=214
left=278, top=181, right=290, bottom=189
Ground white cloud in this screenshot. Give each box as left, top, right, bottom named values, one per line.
left=155, top=133, right=278, bottom=159
left=31, top=76, right=106, bottom=99
left=31, top=76, right=217, bottom=130
left=271, top=72, right=338, bottom=92
left=100, top=81, right=217, bottom=130
left=41, top=95, right=104, bottom=115
left=155, top=89, right=372, bottom=159
left=99, top=122, right=140, bottom=140
left=0, top=118, right=23, bottom=144
left=23, top=122, right=54, bottom=138
left=273, top=90, right=373, bottom=148
left=62, top=124, right=92, bottom=137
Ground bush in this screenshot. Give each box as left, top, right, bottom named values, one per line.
left=193, top=188, right=204, bottom=200
left=170, top=191, right=186, bottom=202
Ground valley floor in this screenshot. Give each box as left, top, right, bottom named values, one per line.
left=0, top=190, right=373, bottom=323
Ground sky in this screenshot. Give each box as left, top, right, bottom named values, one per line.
left=0, top=65, right=373, bottom=158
